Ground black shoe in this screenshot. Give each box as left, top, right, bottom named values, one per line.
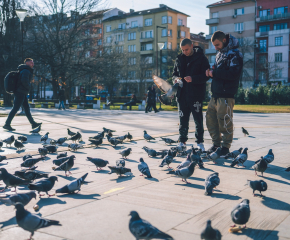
left=207, top=145, right=219, bottom=155
left=3, top=125, right=15, bottom=131
left=155, top=110, right=159, bottom=113
left=32, top=122, right=42, bottom=129
left=220, top=147, right=229, bottom=156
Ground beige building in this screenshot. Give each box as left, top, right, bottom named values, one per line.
left=205, top=0, right=256, bottom=88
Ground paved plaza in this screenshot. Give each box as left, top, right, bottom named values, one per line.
left=0, top=108, right=289, bottom=240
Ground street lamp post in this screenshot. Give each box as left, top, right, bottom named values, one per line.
left=15, top=9, right=27, bottom=61
left=156, top=26, right=166, bottom=76
left=157, top=43, right=164, bottom=110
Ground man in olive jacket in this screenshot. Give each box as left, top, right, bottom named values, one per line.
left=3, top=58, right=42, bottom=131
left=172, top=38, right=210, bottom=151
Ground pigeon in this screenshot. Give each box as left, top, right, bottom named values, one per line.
left=108, top=166, right=131, bottom=176
left=129, top=210, right=173, bottom=240
left=21, top=157, right=44, bottom=168
left=158, top=148, right=178, bottom=158
left=23, top=154, right=33, bottom=161
left=57, top=152, right=68, bottom=159
left=224, top=148, right=243, bottom=159
left=56, top=137, right=67, bottom=145
left=18, top=136, right=27, bottom=143
left=174, top=142, right=187, bottom=154
left=144, top=130, right=155, bottom=141
left=44, top=145, right=57, bottom=153
left=231, top=199, right=250, bottom=228
left=53, top=156, right=74, bottom=176
left=119, top=148, right=132, bottom=159
left=286, top=167, right=290, bottom=172
left=230, top=148, right=248, bottom=167
left=50, top=139, right=57, bottom=145
left=127, top=132, right=133, bottom=141
left=115, top=134, right=127, bottom=143
left=142, top=146, right=157, bottom=157
left=87, top=157, right=109, bottom=170
left=68, top=143, right=83, bottom=151
left=252, top=157, right=267, bottom=176
left=207, top=147, right=221, bottom=164
left=28, top=176, right=58, bottom=196
left=159, top=150, right=174, bottom=168
left=168, top=161, right=196, bottom=184
left=69, top=132, right=82, bottom=143
left=0, top=168, right=31, bottom=192
left=106, top=135, right=122, bottom=147
left=116, top=159, right=125, bottom=167
left=40, top=132, right=49, bottom=144
left=0, top=140, right=3, bottom=149
left=88, top=137, right=103, bottom=147
left=176, top=154, right=192, bottom=170
left=15, top=202, right=61, bottom=240
left=0, top=155, right=7, bottom=162
left=263, top=149, right=274, bottom=165
left=14, top=139, right=25, bottom=150
left=204, top=172, right=220, bottom=196
left=201, top=220, right=222, bottom=240
left=0, top=191, right=36, bottom=206
left=38, top=148, right=48, bottom=157
left=161, top=137, right=177, bottom=145
left=190, top=146, right=204, bottom=168
left=30, top=125, right=41, bottom=134
left=53, top=155, right=75, bottom=166
left=242, top=127, right=249, bottom=136
left=107, top=130, right=113, bottom=137
left=3, top=135, right=15, bottom=147
left=153, top=75, right=181, bottom=105
left=103, top=127, right=116, bottom=133
left=89, top=131, right=105, bottom=140
left=56, top=173, right=88, bottom=194
left=67, top=128, right=76, bottom=136
left=138, top=158, right=152, bottom=178
left=14, top=170, right=48, bottom=181
left=247, top=180, right=267, bottom=197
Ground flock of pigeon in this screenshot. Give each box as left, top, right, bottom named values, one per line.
left=0, top=125, right=283, bottom=240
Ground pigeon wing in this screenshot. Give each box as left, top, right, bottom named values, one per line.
left=153, top=75, right=173, bottom=94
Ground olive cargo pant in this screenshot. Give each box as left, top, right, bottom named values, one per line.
left=206, top=97, right=235, bottom=149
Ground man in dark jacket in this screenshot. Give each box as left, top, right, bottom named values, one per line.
left=58, top=86, right=66, bottom=110
left=172, top=38, right=210, bottom=151
left=3, top=58, right=42, bottom=131
left=206, top=31, right=243, bottom=156
left=145, top=86, right=158, bottom=113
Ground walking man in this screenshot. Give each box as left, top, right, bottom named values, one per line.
left=206, top=31, right=243, bottom=156
left=145, top=86, right=159, bottom=113
left=172, top=38, right=210, bottom=152
left=3, top=58, right=42, bottom=131
left=58, top=86, right=66, bottom=110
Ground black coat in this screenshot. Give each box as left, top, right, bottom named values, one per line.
left=58, top=89, right=66, bottom=101
left=17, top=64, right=33, bottom=95
left=172, top=46, right=210, bottom=103
left=147, top=88, right=156, bottom=104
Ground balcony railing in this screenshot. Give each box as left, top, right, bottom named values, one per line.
left=206, top=18, right=219, bottom=25
left=255, top=31, right=268, bottom=38
left=257, top=12, right=290, bottom=22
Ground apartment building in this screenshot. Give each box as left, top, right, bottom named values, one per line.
left=190, top=32, right=208, bottom=50
left=205, top=0, right=256, bottom=88
left=102, top=4, right=190, bottom=83
left=255, top=0, right=290, bottom=85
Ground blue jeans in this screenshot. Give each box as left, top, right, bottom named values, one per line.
left=5, top=92, right=35, bottom=126
left=59, top=101, right=65, bottom=109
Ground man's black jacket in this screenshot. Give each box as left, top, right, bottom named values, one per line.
left=172, top=46, right=210, bottom=103
left=59, top=89, right=66, bottom=101
left=17, top=64, right=33, bottom=95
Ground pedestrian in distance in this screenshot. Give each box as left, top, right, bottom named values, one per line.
left=145, top=85, right=159, bottom=113
left=58, top=86, right=66, bottom=110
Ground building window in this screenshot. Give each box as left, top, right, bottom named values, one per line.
left=106, top=25, right=111, bottom=32
left=259, top=9, right=270, bottom=17
left=178, top=19, right=183, bottom=26
left=259, top=55, right=267, bottom=64
left=117, top=34, right=124, bottom=41
left=161, top=29, right=167, bottom=37
left=162, top=16, right=167, bottom=24
left=163, top=42, right=167, bottom=49
left=259, top=39, right=267, bottom=52
left=235, top=23, right=244, bottom=32
left=274, top=6, right=288, bottom=15
left=258, top=71, right=266, bottom=80
left=210, top=26, right=217, bottom=34
left=131, top=21, right=138, bottom=28
left=106, top=37, right=111, bottom=43
left=162, top=56, right=167, bottom=63
left=145, top=70, right=152, bottom=78
left=235, top=8, right=244, bottom=15
left=274, top=23, right=288, bottom=30
left=237, top=38, right=244, bottom=46
left=128, top=32, right=136, bottom=40
left=168, top=16, right=172, bottom=24
left=259, top=25, right=270, bottom=32
left=85, top=51, right=90, bottom=58
left=145, top=30, right=153, bottom=38
left=275, top=53, right=282, bottom=62
left=180, top=31, right=185, bottom=38
left=128, top=57, right=136, bottom=65
left=128, top=71, right=136, bottom=79
left=97, top=39, right=102, bottom=45
left=275, top=37, right=283, bottom=46
left=97, top=28, right=102, bottom=34
left=99, top=50, right=102, bottom=56
left=275, top=69, right=282, bottom=78
left=168, top=29, right=172, bottom=37
left=144, top=56, right=153, bottom=64
left=118, top=23, right=126, bottom=29
left=128, top=45, right=136, bottom=52
left=141, top=43, right=153, bottom=51
left=212, top=12, right=219, bottom=18
left=116, top=46, right=123, bottom=53
left=145, top=18, right=152, bottom=26
left=168, top=42, right=172, bottom=49
left=84, top=29, right=90, bottom=36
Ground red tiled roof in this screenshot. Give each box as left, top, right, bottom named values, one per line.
left=207, top=0, right=247, bottom=8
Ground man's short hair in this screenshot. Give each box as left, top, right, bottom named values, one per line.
left=180, top=38, right=193, bottom=47
left=211, top=31, right=226, bottom=42
left=24, top=58, right=33, bottom=63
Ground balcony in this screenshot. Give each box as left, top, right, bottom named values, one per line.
left=206, top=18, right=219, bottom=25
left=140, top=37, right=154, bottom=43
left=140, top=50, right=153, bottom=55
left=255, top=31, right=268, bottom=38
left=205, top=49, right=217, bottom=54
left=269, top=28, right=290, bottom=36
left=256, top=12, right=290, bottom=22
left=205, top=34, right=212, bottom=40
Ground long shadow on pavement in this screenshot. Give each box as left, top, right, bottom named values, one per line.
left=232, top=228, right=278, bottom=240
left=261, top=196, right=290, bottom=211
left=57, top=193, right=100, bottom=200
left=0, top=216, right=16, bottom=229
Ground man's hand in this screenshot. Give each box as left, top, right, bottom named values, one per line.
left=184, top=76, right=192, bottom=83
left=206, top=69, right=209, bottom=77
left=209, top=70, right=213, bottom=78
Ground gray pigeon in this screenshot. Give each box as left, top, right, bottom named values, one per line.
left=103, top=127, right=116, bottom=133
left=168, top=161, right=196, bottom=184
left=0, top=140, right=3, bottom=149
left=57, top=152, right=68, bottom=159
left=68, top=143, right=83, bottom=152
left=87, top=157, right=109, bottom=170
left=15, top=203, right=61, bottom=239
left=201, top=220, right=222, bottom=240
left=115, top=134, right=127, bottom=143
left=242, top=127, right=249, bottom=136
left=204, top=172, right=220, bottom=196
left=119, top=148, right=132, bottom=159
left=127, top=132, right=133, bottom=141
left=56, top=173, right=88, bottom=194
left=129, top=211, right=173, bottom=240
left=0, top=155, right=7, bottom=162
left=231, top=148, right=248, bottom=167
left=116, top=160, right=125, bottom=167
left=159, top=150, right=174, bottom=168
left=144, top=130, right=155, bottom=141
left=108, top=166, right=131, bottom=176
left=176, top=154, right=192, bottom=170
left=3, top=135, right=15, bottom=147
left=69, top=132, right=82, bottom=143
left=263, top=149, right=274, bottom=165
left=0, top=191, right=36, bottom=206
left=44, top=145, right=57, bottom=153
left=38, top=148, right=48, bottom=157
left=67, top=128, right=76, bottom=136
left=89, top=131, right=105, bottom=140
left=40, top=132, right=49, bottom=144
left=142, top=146, right=157, bottom=157
left=191, top=146, right=204, bottom=168
left=56, top=137, right=67, bottom=145
left=21, top=157, right=44, bottom=168
left=28, top=176, right=58, bottom=196
left=207, top=147, right=221, bottom=164
left=138, top=158, right=152, bottom=178
left=252, top=157, right=267, bottom=176
left=106, top=135, right=122, bottom=147
left=0, top=168, right=31, bottom=192
left=224, top=148, right=243, bottom=159
left=161, top=137, right=177, bottom=145
left=231, top=199, right=250, bottom=228
left=53, top=156, right=74, bottom=176
left=23, top=154, right=33, bottom=161
left=88, top=138, right=103, bottom=147
left=14, top=139, right=25, bottom=150
left=30, top=125, right=41, bottom=134
left=247, top=180, right=267, bottom=197
left=53, top=155, right=75, bottom=166
left=50, top=139, right=57, bottom=145
left=18, top=136, right=27, bottom=143
left=14, top=170, right=48, bottom=181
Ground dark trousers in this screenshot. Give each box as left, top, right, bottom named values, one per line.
left=58, top=101, right=65, bottom=109
left=5, top=92, right=35, bottom=126
left=178, top=97, right=204, bottom=144
left=145, top=102, right=158, bottom=113
left=123, top=101, right=136, bottom=110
